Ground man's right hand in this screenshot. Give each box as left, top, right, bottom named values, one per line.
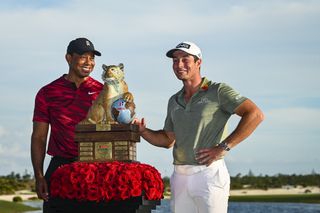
left=35, top=176, right=49, bottom=201
left=132, top=117, right=147, bottom=134
left=132, top=117, right=175, bottom=148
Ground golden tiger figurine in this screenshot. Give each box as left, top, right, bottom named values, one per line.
left=81, top=63, right=135, bottom=124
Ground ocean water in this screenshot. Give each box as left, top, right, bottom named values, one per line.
left=228, top=202, right=320, bottom=213
left=24, top=200, right=320, bottom=213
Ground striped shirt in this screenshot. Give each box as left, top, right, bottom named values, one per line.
left=33, top=75, right=103, bottom=158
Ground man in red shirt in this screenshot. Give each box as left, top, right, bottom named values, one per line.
left=31, top=38, right=103, bottom=212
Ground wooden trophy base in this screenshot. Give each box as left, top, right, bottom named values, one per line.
left=75, top=123, right=140, bottom=162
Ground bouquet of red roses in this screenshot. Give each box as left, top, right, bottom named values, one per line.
left=50, top=161, right=164, bottom=202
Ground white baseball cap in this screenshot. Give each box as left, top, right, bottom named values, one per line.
left=166, top=41, right=202, bottom=59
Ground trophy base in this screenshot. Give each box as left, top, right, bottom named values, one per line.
left=75, top=123, right=140, bottom=162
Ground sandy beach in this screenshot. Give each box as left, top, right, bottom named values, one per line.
left=230, top=186, right=320, bottom=196
left=0, top=190, right=38, bottom=202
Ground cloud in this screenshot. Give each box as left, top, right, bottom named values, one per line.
left=264, top=107, right=320, bottom=133
left=0, top=123, right=33, bottom=175
left=0, top=126, right=8, bottom=138
left=2, top=1, right=320, bottom=40
left=0, top=125, right=30, bottom=157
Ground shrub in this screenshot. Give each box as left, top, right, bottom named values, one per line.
left=304, top=189, right=312, bottom=193
left=12, top=196, right=23, bottom=202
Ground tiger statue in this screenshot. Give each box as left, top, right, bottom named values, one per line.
left=81, top=63, right=135, bottom=124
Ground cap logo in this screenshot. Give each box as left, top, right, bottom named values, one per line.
left=86, top=40, right=91, bottom=46
left=176, top=43, right=190, bottom=49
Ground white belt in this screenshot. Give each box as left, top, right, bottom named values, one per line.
left=174, top=159, right=224, bottom=175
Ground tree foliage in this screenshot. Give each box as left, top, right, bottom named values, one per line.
left=0, top=171, right=34, bottom=195
left=230, top=172, right=320, bottom=190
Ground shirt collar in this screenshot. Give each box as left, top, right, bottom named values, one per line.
left=199, top=77, right=211, bottom=91
left=176, top=77, right=212, bottom=105
left=61, top=74, right=93, bottom=88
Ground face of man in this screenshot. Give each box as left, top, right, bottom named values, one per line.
left=172, top=50, right=201, bottom=81
left=66, top=52, right=95, bottom=78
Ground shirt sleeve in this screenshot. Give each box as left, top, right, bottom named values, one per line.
left=163, top=97, right=174, bottom=132
left=218, top=83, right=247, bottom=114
left=32, top=87, right=50, bottom=123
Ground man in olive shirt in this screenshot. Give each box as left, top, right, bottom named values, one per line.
left=134, top=41, right=264, bottom=213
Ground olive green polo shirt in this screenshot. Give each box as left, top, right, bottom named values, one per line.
left=163, top=77, right=247, bottom=165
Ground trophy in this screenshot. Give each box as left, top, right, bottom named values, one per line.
left=75, top=63, right=139, bottom=162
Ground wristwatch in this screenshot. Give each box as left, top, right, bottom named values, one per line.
left=218, top=141, right=230, bottom=151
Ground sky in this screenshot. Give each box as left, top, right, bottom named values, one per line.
left=0, top=0, right=319, bottom=177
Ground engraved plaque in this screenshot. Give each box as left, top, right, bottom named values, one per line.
left=95, top=142, right=112, bottom=160
left=96, top=123, right=111, bottom=131
left=115, top=141, right=128, bottom=146
left=80, top=142, right=93, bottom=147
left=80, top=147, right=93, bottom=152
left=80, top=151, right=93, bottom=156
left=117, top=155, right=128, bottom=160
left=79, top=156, right=94, bottom=161
left=115, top=146, right=128, bottom=151
left=79, top=142, right=93, bottom=161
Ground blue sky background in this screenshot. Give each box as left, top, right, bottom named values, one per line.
left=0, top=0, right=319, bottom=177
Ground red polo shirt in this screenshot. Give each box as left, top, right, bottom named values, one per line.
left=33, top=75, right=103, bottom=158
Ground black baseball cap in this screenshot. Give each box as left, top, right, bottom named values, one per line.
left=67, top=38, right=101, bottom=56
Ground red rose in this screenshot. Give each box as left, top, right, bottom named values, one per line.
left=87, top=184, right=101, bottom=201
left=85, top=170, right=96, bottom=183
left=145, top=187, right=158, bottom=200
left=70, top=171, right=80, bottom=184
left=130, top=185, right=142, bottom=197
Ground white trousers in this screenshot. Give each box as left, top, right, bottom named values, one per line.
left=170, top=159, right=230, bottom=213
